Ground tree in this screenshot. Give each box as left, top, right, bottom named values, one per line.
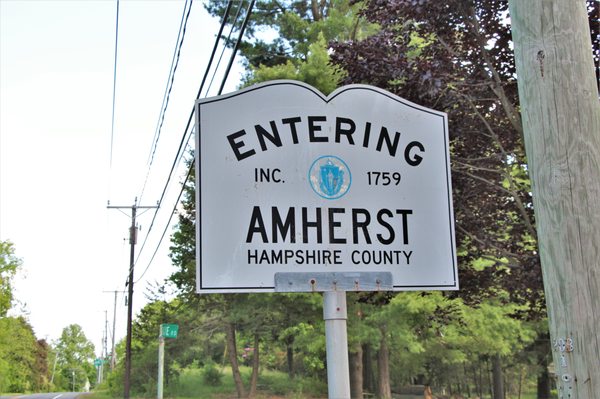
left=0, top=316, right=46, bottom=393
left=164, top=1, right=598, bottom=397
left=205, top=0, right=376, bottom=71
left=53, top=324, right=95, bottom=391
left=0, top=240, right=22, bottom=316
left=168, top=158, right=327, bottom=397
left=329, top=2, right=548, bottom=395
left=33, top=339, right=51, bottom=392
left=331, top=1, right=599, bottom=397
left=246, top=32, right=345, bottom=94
left=331, top=0, right=544, bottom=311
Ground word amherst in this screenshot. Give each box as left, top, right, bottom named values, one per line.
left=246, top=206, right=413, bottom=245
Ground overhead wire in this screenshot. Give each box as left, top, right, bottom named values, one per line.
left=108, top=0, right=120, bottom=195
left=219, top=0, right=255, bottom=94
left=196, top=1, right=236, bottom=100
left=205, top=1, right=244, bottom=96
left=132, top=1, right=235, bottom=274
left=138, top=0, right=194, bottom=202
left=131, top=0, right=240, bottom=282
left=134, top=0, right=256, bottom=284
left=134, top=161, right=193, bottom=284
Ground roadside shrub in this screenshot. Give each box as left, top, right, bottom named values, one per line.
left=201, top=362, right=222, bottom=386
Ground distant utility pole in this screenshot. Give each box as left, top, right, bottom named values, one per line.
left=509, top=1, right=600, bottom=398
left=108, top=198, right=159, bottom=399
left=104, top=310, right=109, bottom=359
left=103, top=289, right=126, bottom=371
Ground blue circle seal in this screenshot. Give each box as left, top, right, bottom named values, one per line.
left=308, top=155, right=352, bottom=200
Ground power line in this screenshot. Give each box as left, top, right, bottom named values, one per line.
left=135, top=160, right=193, bottom=284
left=107, top=0, right=120, bottom=204
left=196, top=0, right=236, bottom=100
left=134, top=0, right=256, bottom=281
left=219, top=0, right=256, bottom=94
left=205, top=0, right=244, bottom=96
left=132, top=0, right=236, bottom=268
left=109, top=0, right=120, bottom=170
left=139, top=0, right=194, bottom=202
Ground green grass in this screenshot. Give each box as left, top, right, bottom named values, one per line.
left=88, top=369, right=551, bottom=399
left=87, top=366, right=327, bottom=399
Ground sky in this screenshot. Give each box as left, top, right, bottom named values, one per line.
left=0, top=0, right=243, bottom=356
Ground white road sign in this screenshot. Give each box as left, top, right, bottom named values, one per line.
left=195, top=80, right=457, bottom=293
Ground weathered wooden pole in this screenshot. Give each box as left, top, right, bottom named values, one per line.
left=508, top=1, right=600, bottom=398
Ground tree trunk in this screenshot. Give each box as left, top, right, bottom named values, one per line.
left=363, top=343, right=375, bottom=393
left=350, top=345, right=363, bottom=399
left=492, top=354, right=505, bottom=399
left=286, top=343, right=294, bottom=379
left=509, top=1, right=600, bottom=398
left=225, top=323, right=246, bottom=398
left=477, top=359, right=484, bottom=398
left=537, top=349, right=551, bottom=399
left=248, top=333, right=260, bottom=398
left=488, top=359, right=494, bottom=399
left=377, top=326, right=392, bottom=399
left=463, top=363, right=471, bottom=398
left=310, top=0, right=322, bottom=21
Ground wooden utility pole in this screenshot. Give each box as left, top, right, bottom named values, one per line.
left=103, top=289, right=126, bottom=371
left=108, top=198, right=159, bottom=399
left=508, top=1, right=600, bottom=398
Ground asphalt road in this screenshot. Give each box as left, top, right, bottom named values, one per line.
left=0, top=393, right=86, bottom=399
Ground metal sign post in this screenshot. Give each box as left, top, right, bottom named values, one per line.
left=275, top=272, right=392, bottom=398
left=157, top=330, right=164, bottom=399
left=323, top=291, right=350, bottom=398
left=157, top=324, right=178, bottom=399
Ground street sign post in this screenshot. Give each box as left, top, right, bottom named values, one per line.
left=195, top=80, right=456, bottom=398
left=94, top=358, right=105, bottom=385
left=158, top=324, right=179, bottom=399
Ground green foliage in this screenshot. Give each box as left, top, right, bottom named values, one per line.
left=246, top=32, right=345, bottom=94
left=53, top=324, right=95, bottom=391
left=205, top=0, right=377, bottom=69
left=160, top=2, right=555, bottom=398
left=0, top=240, right=22, bottom=316
left=458, top=299, right=536, bottom=357
left=330, top=0, right=548, bottom=317
left=162, top=364, right=327, bottom=398
left=0, top=316, right=49, bottom=393
left=201, top=361, right=223, bottom=386
left=258, top=368, right=327, bottom=397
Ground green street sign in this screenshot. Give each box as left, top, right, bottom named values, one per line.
left=94, top=358, right=104, bottom=367
left=161, top=323, right=179, bottom=339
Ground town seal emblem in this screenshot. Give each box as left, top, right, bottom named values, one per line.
left=308, top=155, right=352, bottom=199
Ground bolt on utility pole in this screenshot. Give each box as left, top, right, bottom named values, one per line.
left=508, top=1, right=600, bottom=398
left=108, top=198, right=159, bottom=399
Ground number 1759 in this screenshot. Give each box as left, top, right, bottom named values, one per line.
left=367, top=171, right=401, bottom=186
